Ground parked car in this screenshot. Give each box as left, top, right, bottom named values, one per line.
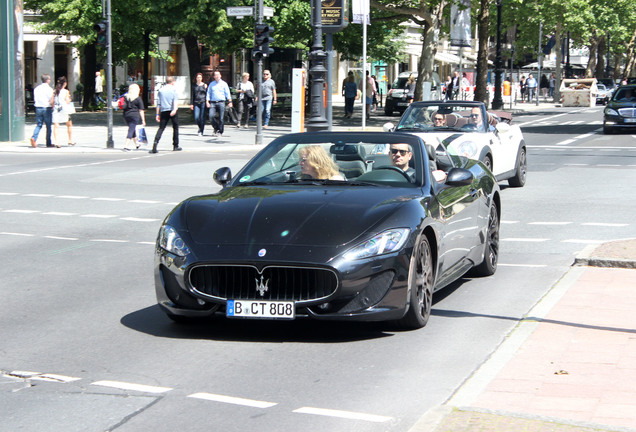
left=384, top=100, right=527, bottom=187
left=596, top=78, right=617, bottom=95
left=154, top=131, right=501, bottom=329
left=384, top=71, right=442, bottom=116
left=603, top=84, right=636, bottom=134
left=595, top=83, right=612, bottom=105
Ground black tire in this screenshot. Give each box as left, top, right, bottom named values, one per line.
left=603, top=126, right=613, bottom=134
left=482, top=155, right=493, bottom=172
left=384, top=105, right=394, bottom=116
left=472, top=203, right=500, bottom=276
left=508, top=147, right=527, bottom=187
left=398, top=236, right=434, bottom=329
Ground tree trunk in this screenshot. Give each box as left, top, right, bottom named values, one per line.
left=585, top=34, right=598, bottom=78
left=623, top=28, right=636, bottom=79
left=143, top=30, right=150, bottom=107
left=183, top=34, right=202, bottom=85
left=473, top=0, right=490, bottom=104
left=82, top=43, right=97, bottom=111
left=553, top=23, right=563, bottom=103
left=595, top=35, right=606, bottom=79
left=415, top=21, right=435, bottom=101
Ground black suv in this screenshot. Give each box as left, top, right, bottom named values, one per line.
left=384, top=71, right=442, bottom=116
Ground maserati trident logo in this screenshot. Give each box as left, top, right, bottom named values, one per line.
left=255, top=275, right=269, bottom=297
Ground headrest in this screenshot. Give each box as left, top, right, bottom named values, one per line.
left=425, top=144, right=436, bottom=161
left=330, top=144, right=366, bottom=161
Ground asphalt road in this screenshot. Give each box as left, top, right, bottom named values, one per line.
left=1, top=105, right=635, bottom=432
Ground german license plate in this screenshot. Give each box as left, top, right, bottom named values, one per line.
left=227, top=300, right=295, bottom=319
left=397, top=102, right=409, bottom=107
left=624, top=118, right=636, bottom=123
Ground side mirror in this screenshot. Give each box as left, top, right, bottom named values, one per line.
left=383, top=122, right=395, bottom=132
left=213, top=167, right=232, bottom=186
left=445, top=168, right=474, bottom=186
left=495, top=122, right=511, bottom=133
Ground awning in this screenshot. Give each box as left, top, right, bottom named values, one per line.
left=434, top=51, right=478, bottom=67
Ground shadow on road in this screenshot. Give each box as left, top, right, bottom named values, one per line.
left=121, top=305, right=396, bottom=343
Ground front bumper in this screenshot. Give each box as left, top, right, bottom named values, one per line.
left=154, top=246, right=411, bottom=323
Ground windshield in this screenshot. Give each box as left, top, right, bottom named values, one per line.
left=231, top=137, right=425, bottom=187
left=396, top=103, right=488, bottom=133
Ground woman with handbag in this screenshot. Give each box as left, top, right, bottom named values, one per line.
left=235, top=72, right=255, bottom=129
left=122, top=83, right=146, bottom=150
left=52, top=76, right=74, bottom=147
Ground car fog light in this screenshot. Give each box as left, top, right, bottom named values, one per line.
left=197, top=299, right=206, bottom=306
left=318, top=303, right=330, bottom=310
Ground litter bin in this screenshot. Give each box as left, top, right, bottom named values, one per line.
left=560, top=78, right=598, bottom=107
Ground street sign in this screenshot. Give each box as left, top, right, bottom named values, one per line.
left=227, top=6, right=253, bottom=17
left=264, top=6, right=274, bottom=17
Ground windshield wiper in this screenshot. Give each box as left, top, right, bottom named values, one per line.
left=236, top=180, right=270, bottom=186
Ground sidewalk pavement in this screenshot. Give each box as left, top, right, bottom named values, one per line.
left=1, top=96, right=559, bottom=153
left=410, top=239, right=636, bottom=432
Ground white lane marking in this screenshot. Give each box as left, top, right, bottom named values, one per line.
left=518, top=112, right=569, bottom=127
left=0, top=232, right=34, bottom=237
left=561, top=239, right=606, bottom=244
left=597, top=164, right=621, bottom=167
left=81, top=214, right=119, bottom=218
left=43, top=212, right=78, bottom=216
left=91, top=197, right=126, bottom=201
left=137, top=241, right=155, bottom=245
left=44, top=236, right=79, bottom=240
left=5, top=371, right=80, bottom=383
left=527, top=221, right=572, bottom=226
left=501, top=220, right=520, bottom=224
left=91, top=380, right=172, bottom=394
left=582, top=222, right=629, bottom=227
left=529, top=145, right=636, bottom=150
left=556, top=139, right=576, bottom=145
left=293, top=407, right=392, bottom=423
left=89, top=239, right=129, bottom=243
left=57, top=195, right=89, bottom=199
left=0, top=192, right=19, bottom=195
left=2, top=209, right=40, bottom=214
left=575, top=132, right=594, bottom=140
left=564, top=163, right=589, bottom=166
left=23, top=193, right=54, bottom=197
left=188, top=392, right=277, bottom=408
left=120, top=217, right=160, bottom=222
left=499, top=263, right=548, bottom=268
left=501, top=238, right=549, bottom=242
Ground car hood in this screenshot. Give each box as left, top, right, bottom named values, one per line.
left=181, top=186, right=414, bottom=247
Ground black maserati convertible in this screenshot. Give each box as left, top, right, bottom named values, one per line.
left=154, top=132, right=501, bottom=329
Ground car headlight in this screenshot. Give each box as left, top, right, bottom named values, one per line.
left=604, top=108, right=618, bottom=116
left=158, top=225, right=191, bottom=257
left=453, top=140, right=478, bottom=159
left=342, top=228, right=410, bottom=261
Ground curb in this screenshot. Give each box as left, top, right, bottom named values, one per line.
left=574, top=239, right=636, bottom=269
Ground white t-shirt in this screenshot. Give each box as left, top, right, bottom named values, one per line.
left=95, top=75, right=103, bottom=93
left=34, top=82, right=54, bottom=108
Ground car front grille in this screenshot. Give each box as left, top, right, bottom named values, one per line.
left=618, top=107, right=636, bottom=118
left=188, top=265, right=338, bottom=303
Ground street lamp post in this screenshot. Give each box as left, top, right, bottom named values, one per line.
left=306, top=0, right=329, bottom=132
left=491, top=0, right=504, bottom=110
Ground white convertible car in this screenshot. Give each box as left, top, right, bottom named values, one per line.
left=384, top=101, right=527, bottom=187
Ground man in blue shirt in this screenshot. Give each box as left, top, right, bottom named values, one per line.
left=150, top=76, right=181, bottom=153
left=206, top=70, right=233, bottom=137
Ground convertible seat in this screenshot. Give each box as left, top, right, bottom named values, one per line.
left=331, top=144, right=368, bottom=178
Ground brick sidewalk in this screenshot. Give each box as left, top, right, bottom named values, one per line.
left=415, top=240, right=636, bottom=432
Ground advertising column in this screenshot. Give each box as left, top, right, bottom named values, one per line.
left=0, top=0, right=25, bottom=141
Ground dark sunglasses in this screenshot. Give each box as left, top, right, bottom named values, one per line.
left=469, top=114, right=480, bottom=118
left=391, top=149, right=409, bottom=155
left=434, top=117, right=444, bottom=121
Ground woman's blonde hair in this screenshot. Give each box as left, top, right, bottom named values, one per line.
left=242, top=72, right=250, bottom=79
left=407, top=74, right=415, bottom=84
left=126, top=83, right=140, bottom=101
left=299, top=145, right=340, bottom=179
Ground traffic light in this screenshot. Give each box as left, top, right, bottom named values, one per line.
left=252, top=23, right=274, bottom=60
left=94, top=21, right=107, bottom=47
